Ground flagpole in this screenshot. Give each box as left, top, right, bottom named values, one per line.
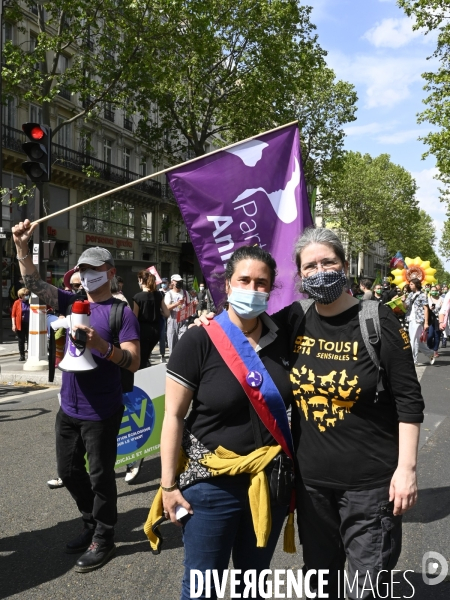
left=31, top=120, right=299, bottom=226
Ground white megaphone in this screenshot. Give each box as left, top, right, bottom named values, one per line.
left=51, top=300, right=99, bottom=372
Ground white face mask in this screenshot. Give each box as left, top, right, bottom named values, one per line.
left=80, top=269, right=110, bottom=293
left=199, top=286, right=204, bottom=291
left=23, top=295, right=29, bottom=301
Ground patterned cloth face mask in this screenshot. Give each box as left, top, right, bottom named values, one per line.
left=302, top=269, right=348, bottom=305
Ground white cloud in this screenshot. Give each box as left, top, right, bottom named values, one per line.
left=363, top=17, right=425, bottom=49
left=410, top=167, right=444, bottom=214
left=376, top=129, right=424, bottom=144
left=327, top=51, right=431, bottom=109
left=344, top=122, right=394, bottom=136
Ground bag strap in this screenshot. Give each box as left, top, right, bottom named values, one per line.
left=109, top=298, right=126, bottom=347
left=204, top=314, right=294, bottom=459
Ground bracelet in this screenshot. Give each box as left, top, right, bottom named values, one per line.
left=160, top=482, right=178, bottom=492
left=100, top=343, right=113, bottom=360
left=107, top=345, right=115, bottom=361
left=17, top=253, right=30, bottom=262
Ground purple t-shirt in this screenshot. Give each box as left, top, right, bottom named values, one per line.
left=57, top=290, right=140, bottom=421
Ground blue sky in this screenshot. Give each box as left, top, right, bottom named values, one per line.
left=310, top=0, right=446, bottom=267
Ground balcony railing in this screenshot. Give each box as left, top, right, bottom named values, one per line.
left=58, top=87, right=71, bottom=101
left=2, top=124, right=162, bottom=199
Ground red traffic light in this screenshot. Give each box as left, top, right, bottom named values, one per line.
left=30, top=126, right=45, bottom=140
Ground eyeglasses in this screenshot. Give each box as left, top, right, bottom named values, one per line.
left=301, top=258, right=341, bottom=277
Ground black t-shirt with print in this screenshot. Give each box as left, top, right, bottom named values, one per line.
left=272, top=302, right=424, bottom=490
left=166, top=317, right=293, bottom=456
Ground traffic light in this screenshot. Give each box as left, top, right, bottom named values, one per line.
left=21, top=123, right=52, bottom=182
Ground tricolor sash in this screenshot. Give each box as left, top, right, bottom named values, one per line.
left=203, top=311, right=294, bottom=460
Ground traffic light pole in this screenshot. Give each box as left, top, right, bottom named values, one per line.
left=24, top=183, right=48, bottom=372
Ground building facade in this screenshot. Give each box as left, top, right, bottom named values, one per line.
left=1, top=4, right=194, bottom=306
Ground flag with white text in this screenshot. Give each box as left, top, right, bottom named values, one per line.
left=166, top=124, right=313, bottom=314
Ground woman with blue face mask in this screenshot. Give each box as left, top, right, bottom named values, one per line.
left=148, top=245, right=294, bottom=600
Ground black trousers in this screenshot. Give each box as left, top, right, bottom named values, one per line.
left=297, top=480, right=402, bottom=600
left=139, top=323, right=159, bottom=369
left=56, top=405, right=124, bottom=542
left=17, top=322, right=29, bottom=355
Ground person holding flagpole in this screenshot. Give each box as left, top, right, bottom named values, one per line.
left=145, top=245, right=295, bottom=600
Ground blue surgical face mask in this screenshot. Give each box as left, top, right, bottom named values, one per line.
left=227, top=286, right=268, bottom=319
left=161, top=283, right=167, bottom=289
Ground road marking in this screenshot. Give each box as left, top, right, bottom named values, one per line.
left=0, top=387, right=57, bottom=403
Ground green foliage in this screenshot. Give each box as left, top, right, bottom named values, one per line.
left=295, top=67, right=358, bottom=189
left=0, top=183, right=35, bottom=206
left=2, top=1, right=163, bottom=134
left=398, top=1, right=450, bottom=196
left=134, top=0, right=326, bottom=162
left=320, top=151, right=421, bottom=255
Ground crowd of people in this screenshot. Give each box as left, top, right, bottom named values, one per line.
left=10, top=217, right=438, bottom=598
left=349, top=277, right=450, bottom=366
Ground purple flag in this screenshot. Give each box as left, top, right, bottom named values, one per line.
left=167, top=124, right=313, bottom=314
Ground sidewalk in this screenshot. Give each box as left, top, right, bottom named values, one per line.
left=0, top=343, right=167, bottom=386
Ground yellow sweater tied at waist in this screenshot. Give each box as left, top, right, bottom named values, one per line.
left=144, top=443, right=296, bottom=554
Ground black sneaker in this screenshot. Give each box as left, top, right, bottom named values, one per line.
left=74, top=541, right=116, bottom=573
left=65, top=528, right=95, bottom=554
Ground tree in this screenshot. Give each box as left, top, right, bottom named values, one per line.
left=398, top=1, right=450, bottom=198
left=319, top=151, right=421, bottom=255
left=134, top=0, right=326, bottom=163
left=295, top=67, right=358, bottom=190
left=2, top=0, right=161, bottom=137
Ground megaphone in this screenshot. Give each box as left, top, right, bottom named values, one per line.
left=51, top=300, right=99, bottom=372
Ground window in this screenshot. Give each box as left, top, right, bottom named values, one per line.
left=160, top=213, right=170, bottom=243
left=139, top=159, right=147, bottom=177
left=82, top=198, right=134, bottom=239
left=30, top=104, right=42, bottom=123
left=30, top=34, right=40, bottom=71
left=57, top=117, right=71, bottom=148
left=2, top=97, right=16, bottom=128
left=141, top=210, right=152, bottom=242
left=104, top=102, right=114, bottom=122
left=2, top=22, right=13, bottom=49
left=57, top=54, right=69, bottom=73
left=123, top=147, right=131, bottom=172
left=79, top=130, right=92, bottom=156
left=103, top=139, right=112, bottom=164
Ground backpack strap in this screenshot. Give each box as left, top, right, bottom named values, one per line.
left=109, top=298, right=126, bottom=347
left=358, top=300, right=386, bottom=400
left=358, top=300, right=381, bottom=369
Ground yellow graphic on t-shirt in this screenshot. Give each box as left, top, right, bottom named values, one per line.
left=293, top=336, right=359, bottom=361
left=290, top=365, right=360, bottom=433
left=399, top=327, right=411, bottom=350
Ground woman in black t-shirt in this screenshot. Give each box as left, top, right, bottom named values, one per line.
left=272, top=227, right=424, bottom=599
left=133, top=271, right=170, bottom=369
left=153, top=246, right=294, bottom=600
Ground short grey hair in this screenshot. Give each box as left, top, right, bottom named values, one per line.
left=294, top=227, right=346, bottom=272
left=70, top=272, right=81, bottom=284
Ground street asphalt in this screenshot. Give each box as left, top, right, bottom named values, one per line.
left=0, top=346, right=449, bottom=599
